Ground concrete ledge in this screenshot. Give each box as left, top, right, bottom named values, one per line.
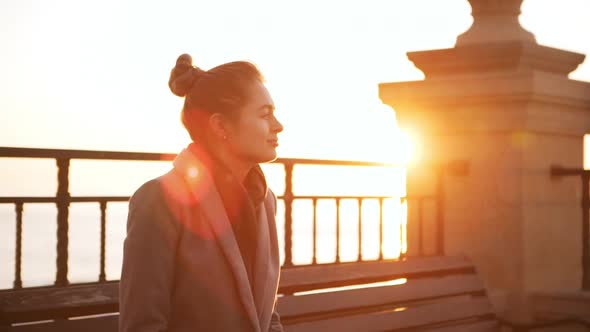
left=531, top=290, right=590, bottom=321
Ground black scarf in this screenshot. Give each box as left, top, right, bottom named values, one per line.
left=188, top=142, right=268, bottom=291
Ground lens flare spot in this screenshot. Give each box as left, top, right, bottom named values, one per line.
left=188, top=167, right=199, bottom=178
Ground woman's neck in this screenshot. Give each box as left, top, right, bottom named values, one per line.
left=209, top=145, right=254, bottom=183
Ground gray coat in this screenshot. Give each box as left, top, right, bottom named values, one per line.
left=119, top=148, right=283, bottom=332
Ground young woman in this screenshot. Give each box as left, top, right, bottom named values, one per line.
left=119, top=54, right=284, bottom=332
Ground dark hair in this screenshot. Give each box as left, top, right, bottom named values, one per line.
left=168, top=54, right=264, bottom=142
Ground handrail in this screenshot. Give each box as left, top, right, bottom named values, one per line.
left=0, top=146, right=398, bottom=167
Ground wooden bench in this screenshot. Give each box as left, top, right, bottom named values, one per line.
left=278, top=256, right=499, bottom=331
left=1, top=256, right=587, bottom=331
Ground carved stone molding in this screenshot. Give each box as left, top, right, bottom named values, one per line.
left=456, top=0, right=536, bottom=45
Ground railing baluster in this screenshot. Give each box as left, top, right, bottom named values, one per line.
left=400, top=197, right=407, bottom=259
left=55, top=158, right=70, bottom=286
left=378, top=197, right=384, bottom=261
left=582, top=174, right=590, bottom=290
left=99, top=201, right=107, bottom=282
left=312, top=198, right=318, bottom=265
left=336, top=198, right=341, bottom=263
left=357, top=198, right=362, bottom=262
left=283, top=163, right=294, bottom=267
left=14, top=202, right=23, bottom=289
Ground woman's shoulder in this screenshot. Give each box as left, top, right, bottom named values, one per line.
left=130, top=173, right=171, bottom=201
left=124, top=175, right=186, bottom=248
left=126, top=171, right=195, bottom=231
left=128, top=177, right=167, bottom=215
left=130, top=170, right=198, bottom=211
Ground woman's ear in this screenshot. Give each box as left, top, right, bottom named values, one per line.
left=208, top=113, right=228, bottom=140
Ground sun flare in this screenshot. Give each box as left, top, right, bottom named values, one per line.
left=396, top=129, right=421, bottom=165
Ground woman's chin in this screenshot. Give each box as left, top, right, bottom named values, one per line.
left=257, top=151, right=278, bottom=164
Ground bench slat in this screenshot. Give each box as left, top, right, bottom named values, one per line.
left=279, top=256, right=474, bottom=294
left=283, top=297, right=495, bottom=332
left=7, top=314, right=118, bottom=332
left=0, top=282, right=118, bottom=323
left=423, top=320, right=499, bottom=332
left=278, top=274, right=486, bottom=320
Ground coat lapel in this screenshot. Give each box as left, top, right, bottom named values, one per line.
left=172, top=147, right=261, bottom=332
left=253, top=192, right=281, bottom=332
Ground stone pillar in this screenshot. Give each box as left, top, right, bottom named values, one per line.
left=379, top=0, right=590, bottom=321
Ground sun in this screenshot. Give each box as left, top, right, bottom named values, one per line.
left=396, top=129, right=421, bottom=165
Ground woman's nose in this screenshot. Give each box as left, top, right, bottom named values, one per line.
left=274, top=116, right=284, bottom=133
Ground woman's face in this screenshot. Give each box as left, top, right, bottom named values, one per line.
left=225, top=81, right=283, bottom=164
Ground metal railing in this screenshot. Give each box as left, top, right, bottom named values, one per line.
left=0, top=146, right=461, bottom=289
left=0, top=147, right=178, bottom=288
left=550, top=165, right=590, bottom=290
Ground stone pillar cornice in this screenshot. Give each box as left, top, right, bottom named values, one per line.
left=407, top=42, right=586, bottom=79
left=456, top=0, right=536, bottom=45
left=379, top=72, right=590, bottom=136
left=379, top=72, right=590, bottom=111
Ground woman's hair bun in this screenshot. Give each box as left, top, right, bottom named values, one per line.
left=168, top=53, right=203, bottom=97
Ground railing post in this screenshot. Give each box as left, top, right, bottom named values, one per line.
left=14, top=202, right=23, bottom=289
left=357, top=198, right=362, bottom=262
left=312, top=198, right=318, bottom=265
left=378, top=197, right=384, bottom=260
left=283, top=163, right=294, bottom=267
left=400, top=197, right=408, bottom=260
left=99, top=201, right=107, bottom=282
left=582, top=174, right=590, bottom=290
left=336, top=198, right=341, bottom=263
left=55, top=158, right=70, bottom=286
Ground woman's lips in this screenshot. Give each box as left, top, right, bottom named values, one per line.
left=268, top=140, right=279, bottom=147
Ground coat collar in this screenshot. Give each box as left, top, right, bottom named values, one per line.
left=172, top=144, right=278, bottom=332
left=186, top=142, right=268, bottom=206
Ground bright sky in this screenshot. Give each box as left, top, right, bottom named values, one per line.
left=1, top=0, right=588, bottom=163
left=0, top=1, right=589, bottom=288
